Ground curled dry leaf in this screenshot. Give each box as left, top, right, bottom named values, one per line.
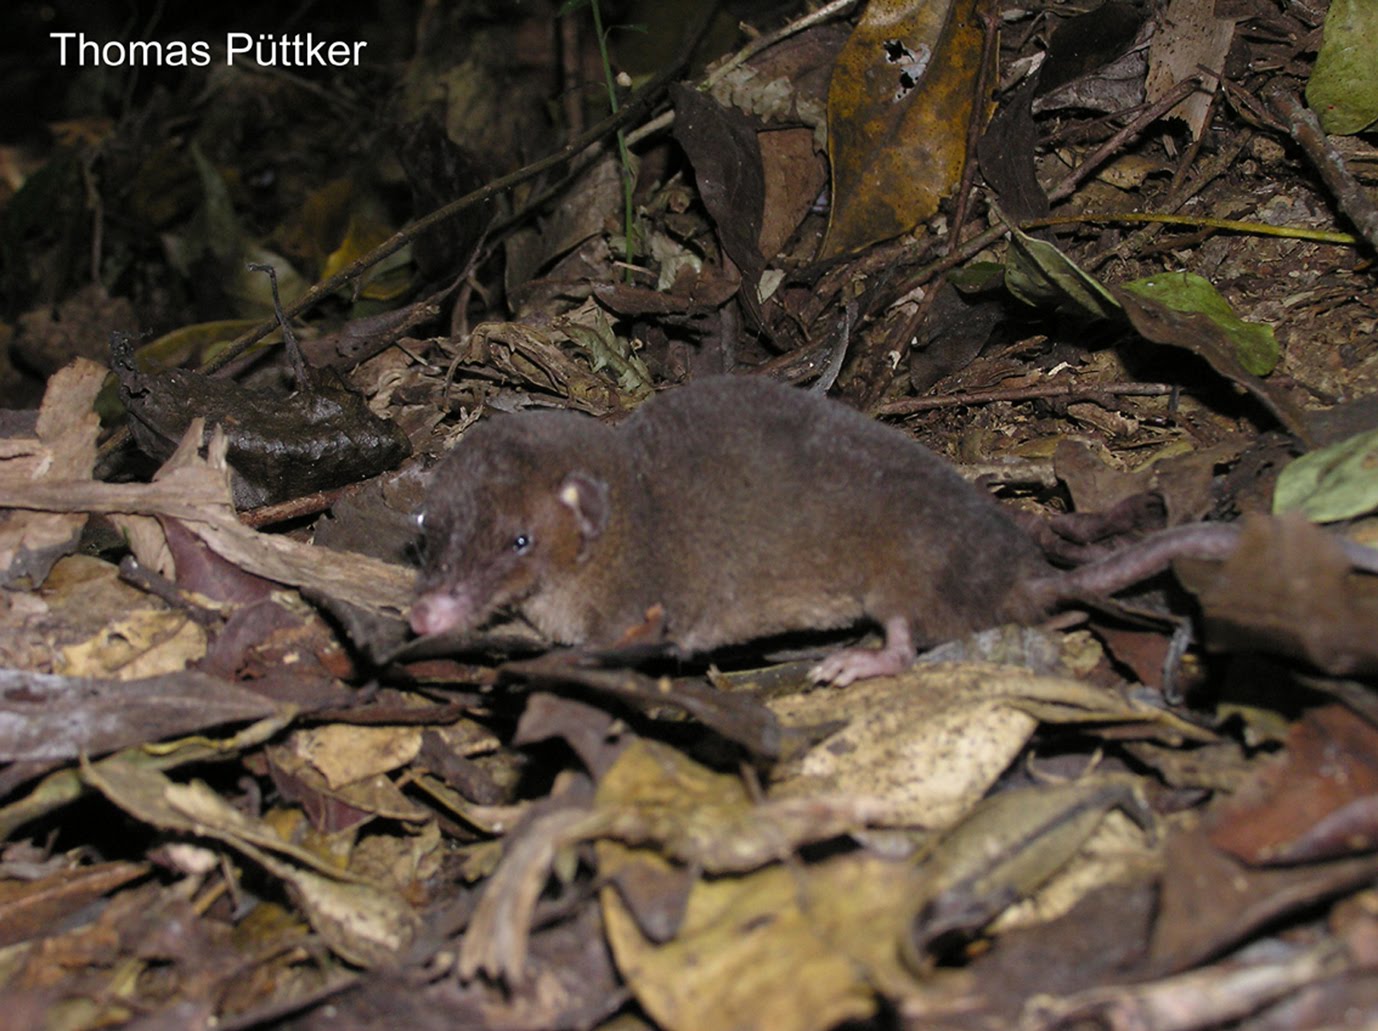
left=458, top=805, right=599, bottom=985
left=604, top=851, right=924, bottom=1031
left=768, top=661, right=1203, bottom=829
left=0, top=359, right=105, bottom=588
left=82, top=755, right=418, bottom=967
left=594, top=739, right=895, bottom=874
left=1033, top=936, right=1350, bottom=1029
left=267, top=738, right=433, bottom=833
left=0, top=419, right=414, bottom=621
left=908, top=778, right=1156, bottom=963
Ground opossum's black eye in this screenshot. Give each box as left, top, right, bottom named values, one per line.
left=511, top=533, right=532, bottom=554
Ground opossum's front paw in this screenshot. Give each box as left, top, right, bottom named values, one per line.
left=610, top=603, right=666, bottom=648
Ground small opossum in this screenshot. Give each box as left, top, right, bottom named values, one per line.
left=409, top=376, right=1239, bottom=684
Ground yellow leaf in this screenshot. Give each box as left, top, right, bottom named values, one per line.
left=603, top=853, right=925, bottom=1031
left=322, top=211, right=413, bottom=301
left=822, top=0, right=982, bottom=257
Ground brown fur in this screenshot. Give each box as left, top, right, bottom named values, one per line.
left=411, top=376, right=1052, bottom=677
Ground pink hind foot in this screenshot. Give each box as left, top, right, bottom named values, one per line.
left=808, top=615, right=916, bottom=687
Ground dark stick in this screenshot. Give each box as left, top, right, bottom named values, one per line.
left=1267, top=86, right=1378, bottom=253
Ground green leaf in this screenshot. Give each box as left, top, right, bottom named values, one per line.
left=1003, top=229, right=1121, bottom=320
left=1120, top=271, right=1278, bottom=375
left=950, top=261, right=1005, bottom=293
left=189, top=143, right=241, bottom=264
left=1274, top=428, right=1378, bottom=523
left=1306, top=0, right=1378, bottom=134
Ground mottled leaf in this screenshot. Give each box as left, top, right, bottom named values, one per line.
left=1274, top=427, right=1378, bottom=522
left=1306, top=0, right=1378, bottom=134
left=821, top=0, right=982, bottom=257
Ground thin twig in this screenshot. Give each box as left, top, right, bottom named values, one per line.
left=587, top=0, right=638, bottom=278
left=201, top=7, right=716, bottom=378
left=1084, top=132, right=1251, bottom=272
left=710, top=0, right=858, bottom=86
left=890, top=221, right=1005, bottom=295
left=948, top=5, right=1003, bottom=249
left=874, top=380, right=1178, bottom=415
left=96, top=8, right=716, bottom=463
left=625, top=0, right=861, bottom=148
left=245, top=262, right=307, bottom=387
left=1165, top=69, right=1220, bottom=197
left=1048, top=75, right=1208, bottom=203
left=877, top=76, right=1215, bottom=312
left=1267, top=86, right=1378, bottom=253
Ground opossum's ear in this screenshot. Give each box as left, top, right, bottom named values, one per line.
left=558, top=473, right=609, bottom=543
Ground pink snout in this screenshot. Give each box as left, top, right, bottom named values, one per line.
left=409, top=590, right=474, bottom=636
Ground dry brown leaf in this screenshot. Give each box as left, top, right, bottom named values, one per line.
left=290, top=724, right=424, bottom=789
left=0, top=359, right=105, bottom=588
left=54, top=607, right=205, bottom=680
left=0, top=420, right=414, bottom=619
left=1209, top=705, right=1378, bottom=865
left=0, top=668, right=282, bottom=762
left=594, top=739, right=893, bottom=872
left=759, top=127, right=828, bottom=258
left=1181, top=513, right=1378, bottom=675
left=268, top=741, right=433, bottom=829
left=0, top=860, right=148, bottom=950
left=82, top=755, right=418, bottom=967
left=272, top=863, right=418, bottom=969
left=1153, top=824, right=1378, bottom=971
left=768, top=661, right=1201, bottom=828
left=458, top=804, right=598, bottom=984
left=821, top=0, right=982, bottom=257
left=1146, top=0, right=1235, bottom=139
left=458, top=738, right=906, bottom=988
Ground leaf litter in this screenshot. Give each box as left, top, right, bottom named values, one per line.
left=2, top=0, right=1378, bottom=1028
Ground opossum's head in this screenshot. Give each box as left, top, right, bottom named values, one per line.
left=409, top=413, right=612, bottom=638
